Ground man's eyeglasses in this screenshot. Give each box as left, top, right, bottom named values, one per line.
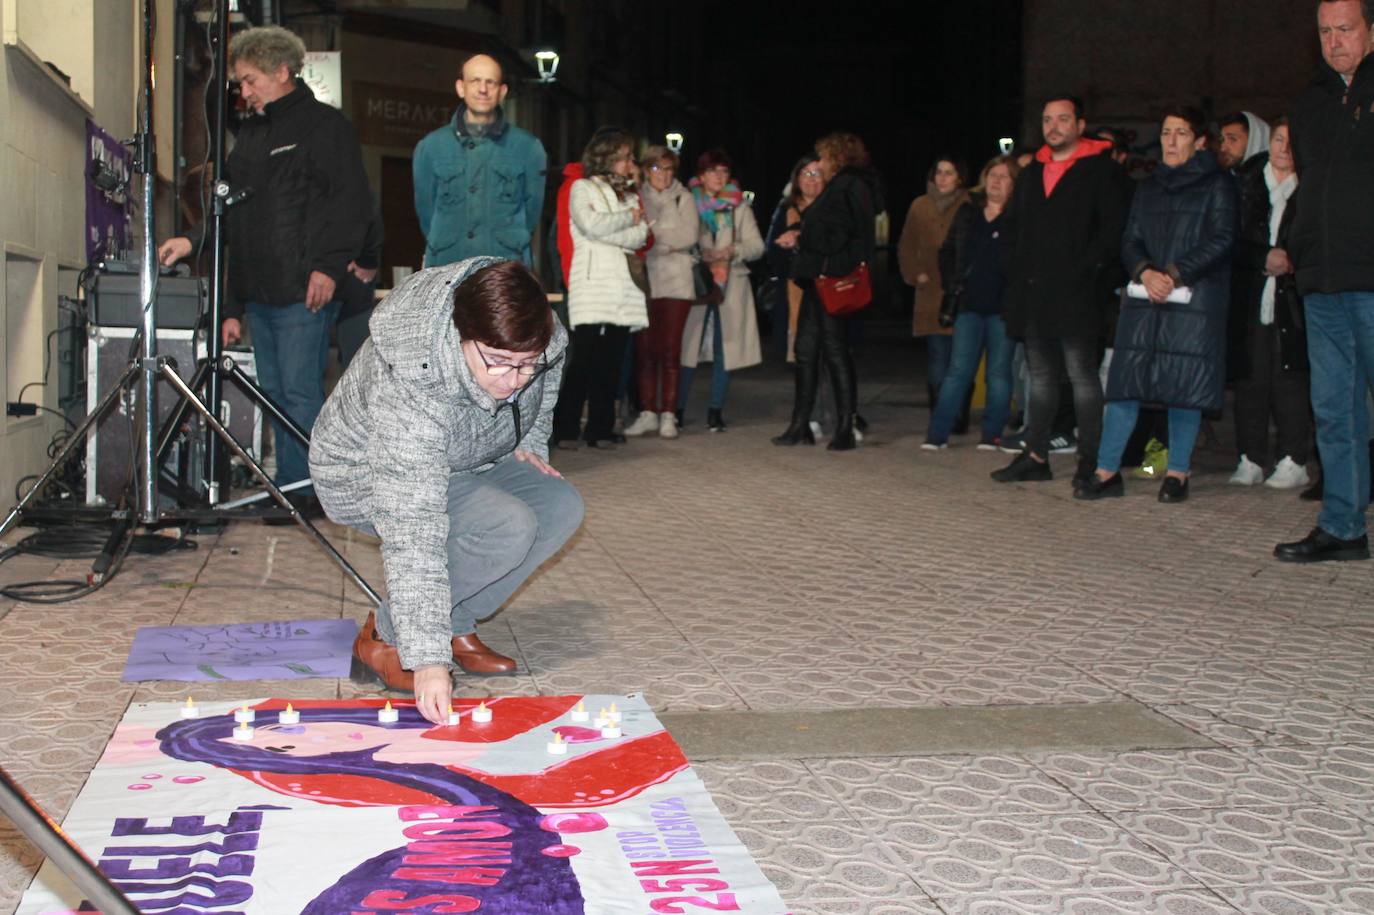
left=473, top=343, right=546, bottom=378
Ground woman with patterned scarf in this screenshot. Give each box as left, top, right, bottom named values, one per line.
left=678, top=148, right=764, bottom=431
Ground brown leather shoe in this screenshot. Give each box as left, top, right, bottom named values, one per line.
left=352, top=612, right=415, bottom=692
left=451, top=632, right=517, bottom=675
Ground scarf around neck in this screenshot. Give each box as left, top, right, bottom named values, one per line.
left=1260, top=161, right=1298, bottom=325
left=927, top=182, right=965, bottom=215
left=689, top=177, right=744, bottom=234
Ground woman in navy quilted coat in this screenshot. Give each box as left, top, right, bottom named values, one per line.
left=1078, top=106, right=1238, bottom=504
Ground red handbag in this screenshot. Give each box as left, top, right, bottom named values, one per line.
left=815, top=262, right=872, bottom=316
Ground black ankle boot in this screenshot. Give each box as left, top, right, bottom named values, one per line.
left=772, top=421, right=816, bottom=446
left=707, top=408, right=726, bottom=432
left=828, top=414, right=857, bottom=451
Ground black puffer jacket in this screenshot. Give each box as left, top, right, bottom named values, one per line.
left=1107, top=150, right=1238, bottom=412
left=223, top=83, right=371, bottom=314
left=1288, top=54, right=1374, bottom=295
left=792, top=166, right=880, bottom=281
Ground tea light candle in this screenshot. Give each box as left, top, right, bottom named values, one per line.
left=277, top=704, right=300, bottom=725
left=546, top=732, right=568, bottom=755
left=470, top=701, right=492, bottom=723
left=180, top=697, right=200, bottom=719
left=377, top=701, right=399, bottom=724
left=233, top=705, right=255, bottom=724
left=232, top=724, right=254, bottom=741
left=607, top=703, right=622, bottom=724
left=594, top=707, right=610, bottom=728
left=570, top=700, right=589, bottom=723
left=600, top=723, right=622, bottom=739
left=447, top=704, right=461, bottom=726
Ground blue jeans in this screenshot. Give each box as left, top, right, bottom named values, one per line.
left=678, top=304, right=730, bottom=412
left=365, top=457, right=585, bottom=639
left=1098, top=401, right=1201, bottom=475
left=926, top=333, right=953, bottom=397
left=245, top=300, right=340, bottom=491
left=1306, top=291, right=1374, bottom=539
left=928, top=312, right=1014, bottom=444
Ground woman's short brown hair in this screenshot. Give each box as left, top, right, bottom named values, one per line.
left=641, top=145, right=679, bottom=172
left=978, top=154, right=1022, bottom=189
left=815, top=132, right=871, bottom=169
left=451, top=260, right=552, bottom=354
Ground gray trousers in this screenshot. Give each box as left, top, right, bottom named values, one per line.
left=370, top=457, right=585, bottom=642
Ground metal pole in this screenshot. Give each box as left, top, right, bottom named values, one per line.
left=0, top=764, right=140, bottom=915
left=137, top=0, right=160, bottom=525
left=203, top=0, right=230, bottom=503
left=160, top=364, right=383, bottom=606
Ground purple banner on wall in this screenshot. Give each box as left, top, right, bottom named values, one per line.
left=86, top=119, right=133, bottom=264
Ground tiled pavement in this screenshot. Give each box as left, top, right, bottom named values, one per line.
left=2, top=332, right=1373, bottom=914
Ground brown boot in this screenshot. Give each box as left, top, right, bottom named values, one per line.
left=451, top=632, right=517, bottom=675
left=352, top=612, right=415, bottom=692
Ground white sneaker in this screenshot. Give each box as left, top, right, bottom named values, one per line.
left=920, top=441, right=947, bottom=451
left=809, top=420, right=823, bottom=438
left=624, top=411, right=660, bottom=437
left=658, top=411, right=679, bottom=439
left=1264, top=456, right=1310, bottom=490
left=1228, top=455, right=1264, bottom=486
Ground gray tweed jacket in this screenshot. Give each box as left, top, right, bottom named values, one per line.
left=309, top=257, right=567, bottom=670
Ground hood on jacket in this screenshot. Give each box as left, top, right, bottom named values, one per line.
left=1241, top=112, right=1272, bottom=165
left=1036, top=136, right=1113, bottom=196
left=369, top=257, right=568, bottom=414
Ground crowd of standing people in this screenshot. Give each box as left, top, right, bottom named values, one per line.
left=139, top=1, right=1374, bottom=711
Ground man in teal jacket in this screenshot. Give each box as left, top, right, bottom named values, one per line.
left=413, top=54, right=548, bottom=267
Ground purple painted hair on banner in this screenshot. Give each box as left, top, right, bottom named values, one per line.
left=156, top=709, right=587, bottom=914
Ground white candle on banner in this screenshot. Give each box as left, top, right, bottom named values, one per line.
left=470, top=702, right=492, bottom=723
left=277, top=704, right=300, bottom=725
left=377, top=701, right=399, bottom=724
left=447, top=705, right=461, bottom=726
left=600, top=723, right=622, bottom=739
left=180, top=698, right=199, bottom=719
left=570, top=700, right=589, bottom=723
left=234, top=705, right=255, bottom=724
left=607, top=703, right=622, bottom=724
left=232, top=724, right=254, bottom=741
left=546, top=732, right=568, bottom=755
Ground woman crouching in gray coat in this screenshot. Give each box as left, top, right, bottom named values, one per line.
left=309, top=258, right=584, bottom=724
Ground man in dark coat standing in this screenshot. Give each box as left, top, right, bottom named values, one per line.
left=159, top=26, right=371, bottom=516
left=993, top=95, right=1131, bottom=489
left=1276, top=0, right=1374, bottom=563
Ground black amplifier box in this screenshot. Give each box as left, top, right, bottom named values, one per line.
left=90, top=273, right=206, bottom=329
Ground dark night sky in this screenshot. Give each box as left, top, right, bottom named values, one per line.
left=695, top=0, right=1024, bottom=220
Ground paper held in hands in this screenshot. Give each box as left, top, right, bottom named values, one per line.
left=1127, top=282, right=1193, bottom=304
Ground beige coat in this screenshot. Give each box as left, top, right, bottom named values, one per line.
left=642, top=179, right=699, bottom=301
left=681, top=203, right=764, bottom=371
left=898, top=187, right=969, bottom=337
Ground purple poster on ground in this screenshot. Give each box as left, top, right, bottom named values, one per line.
left=121, top=619, right=358, bottom=682
left=85, top=120, right=133, bottom=265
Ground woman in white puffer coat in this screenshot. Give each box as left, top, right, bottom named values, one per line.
left=552, top=127, right=649, bottom=449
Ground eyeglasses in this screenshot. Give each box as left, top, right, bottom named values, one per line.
left=800, top=169, right=823, bottom=179
left=648, top=164, right=674, bottom=172
left=473, top=343, right=546, bottom=378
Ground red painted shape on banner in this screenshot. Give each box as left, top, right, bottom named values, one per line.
left=451, top=730, right=688, bottom=808
left=239, top=769, right=446, bottom=807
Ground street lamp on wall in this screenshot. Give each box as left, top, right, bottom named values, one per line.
left=665, top=132, right=684, bottom=154
left=535, top=50, right=560, bottom=84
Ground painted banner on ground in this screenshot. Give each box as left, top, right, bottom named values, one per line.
left=121, top=620, right=358, bottom=682
left=17, top=695, right=788, bottom=914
